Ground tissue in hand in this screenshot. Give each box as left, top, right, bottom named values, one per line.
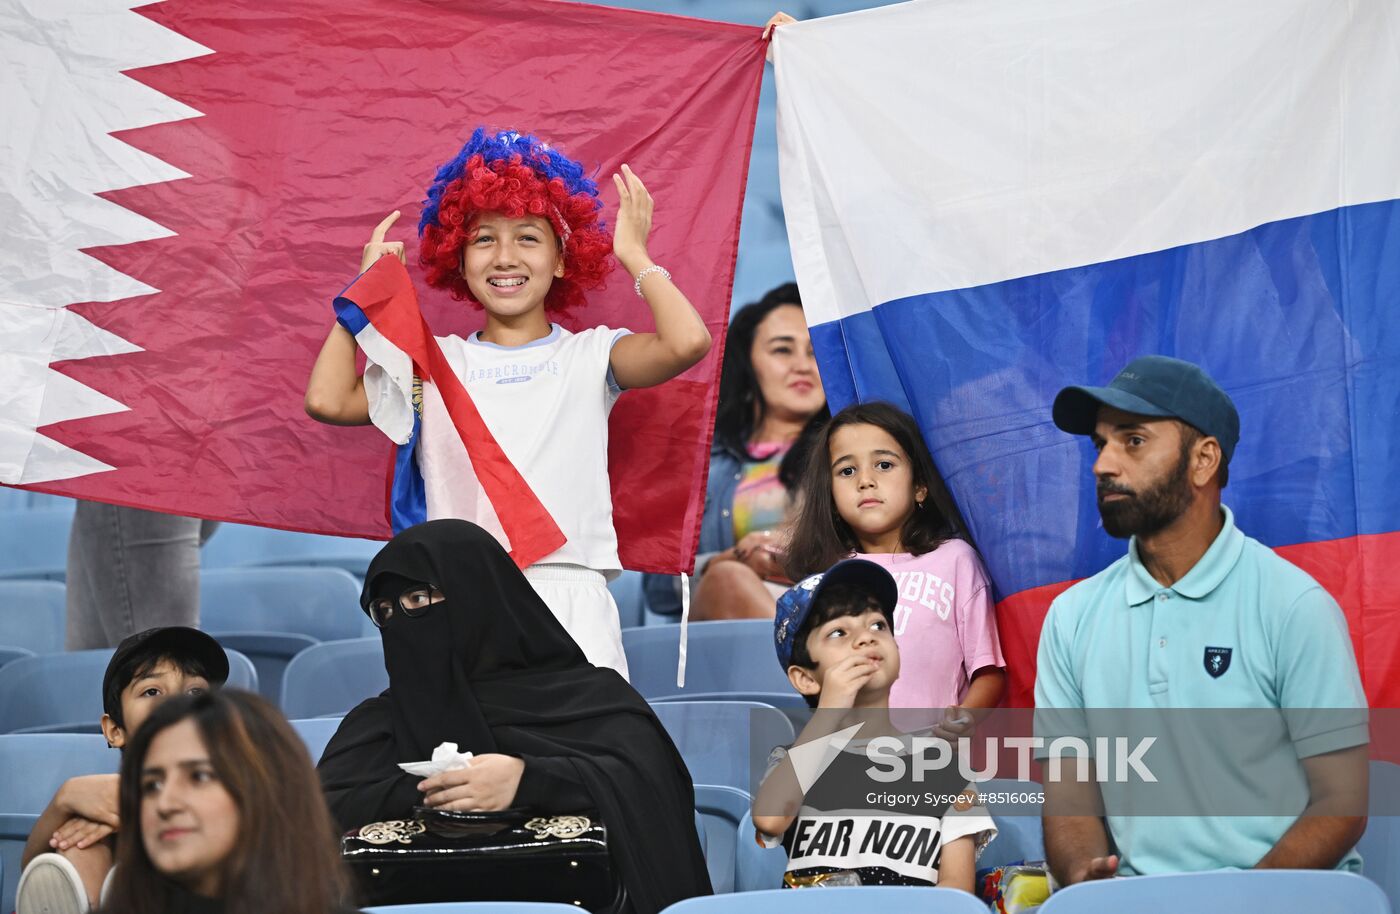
left=398, top=741, right=475, bottom=777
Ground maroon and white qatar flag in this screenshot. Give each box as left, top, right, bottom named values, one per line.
left=1, top=0, right=766, bottom=573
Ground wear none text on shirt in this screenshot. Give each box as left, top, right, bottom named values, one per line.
left=759, top=733, right=996, bottom=887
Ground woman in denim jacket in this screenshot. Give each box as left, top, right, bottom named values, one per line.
left=643, top=283, right=827, bottom=619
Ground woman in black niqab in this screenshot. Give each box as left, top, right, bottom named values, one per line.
left=317, top=520, right=711, bottom=914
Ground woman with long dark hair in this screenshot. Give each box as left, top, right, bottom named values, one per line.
left=643, top=282, right=828, bottom=620
left=317, top=519, right=711, bottom=914
left=100, top=690, right=356, bottom=914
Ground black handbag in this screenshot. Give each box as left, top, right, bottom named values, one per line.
left=342, top=806, right=625, bottom=912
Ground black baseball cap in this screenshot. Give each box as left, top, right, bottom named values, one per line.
left=1052, top=355, right=1240, bottom=463
left=102, top=627, right=230, bottom=718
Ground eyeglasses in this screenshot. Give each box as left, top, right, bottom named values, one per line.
left=368, top=584, right=443, bottom=628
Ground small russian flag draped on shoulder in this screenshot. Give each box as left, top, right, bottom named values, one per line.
left=332, top=255, right=565, bottom=569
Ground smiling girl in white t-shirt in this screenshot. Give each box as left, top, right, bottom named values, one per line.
left=304, top=128, right=712, bottom=675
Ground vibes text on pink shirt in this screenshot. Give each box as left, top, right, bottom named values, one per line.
left=858, top=541, right=1006, bottom=712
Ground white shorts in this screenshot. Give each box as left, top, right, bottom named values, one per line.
left=523, top=564, right=629, bottom=680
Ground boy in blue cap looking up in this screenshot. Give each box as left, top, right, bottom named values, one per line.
left=753, top=559, right=995, bottom=893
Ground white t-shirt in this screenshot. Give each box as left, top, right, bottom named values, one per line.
left=365, top=323, right=628, bottom=575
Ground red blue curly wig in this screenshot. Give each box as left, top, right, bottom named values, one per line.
left=418, top=128, right=613, bottom=312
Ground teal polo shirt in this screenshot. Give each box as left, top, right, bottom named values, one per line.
left=1035, top=506, right=1368, bottom=875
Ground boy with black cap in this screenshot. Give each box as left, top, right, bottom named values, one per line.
left=1038, top=355, right=1368, bottom=885
left=752, top=558, right=995, bottom=893
left=15, top=627, right=229, bottom=914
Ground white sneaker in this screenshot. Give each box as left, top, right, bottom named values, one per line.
left=15, top=853, right=91, bottom=914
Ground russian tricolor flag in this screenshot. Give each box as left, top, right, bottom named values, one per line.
left=775, top=0, right=1400, bottom=706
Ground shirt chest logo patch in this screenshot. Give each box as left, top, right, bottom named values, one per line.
left=1203, top=646, right=1233, bottom=678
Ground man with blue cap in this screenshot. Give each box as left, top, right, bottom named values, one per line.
left=1037, top=355, right=1368, bottom=886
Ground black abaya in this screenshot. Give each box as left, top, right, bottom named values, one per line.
left=317, top=520, right=711, bottom=914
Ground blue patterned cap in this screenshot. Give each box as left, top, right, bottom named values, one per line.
left=774, top=558, right=900, bottom=669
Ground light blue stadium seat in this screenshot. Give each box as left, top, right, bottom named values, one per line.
left=213, top=633, right=315, bottom=706
left=0, top=647, right=35, bottom=669
left=642, top=605, right=676, bottom=627
left=652, top=692, right=806, bottom=708
left=1360, top=760, right=1400, bottom=911
left=661, top=885, right=989, bottom=912
left=0, top=733, right=118, bottom=912
left=0, top=733, right=118, bottom=814
left=0, top=581, right=67, bottom=654
left=0, top=489, right=76, bottom=513
left=290, top=716, right=345, bottom=764
left=0, top=648, right=257, bottom=734
left=1039, top=869, right=1389, bottom=913
left=201, top=567, right=363, bottom=641
left=653, top=692, right=808, bottom=713
left=735, top=807, right=787, bottom=892
left=25, top=494, right=76, bottom=514
left=0, top=487, right=29, bottom=513
left=200, top=523, right=383, bottom=579
left=651, top=701, right=794, bottom=792
left=0, top=510, right=73, bottom=581
left=200, top=566, right=365, bottom=702
left=608, top=571, right=646, bottom=630
left=693, top=784, right=751, bottom=894
left=622, top=621, right=792, bottom=701
left=281, top=637, right=386, bottom=719
left=977, top=778, right=1045, bottom=867
left=362, top=903, right=587, bottom=913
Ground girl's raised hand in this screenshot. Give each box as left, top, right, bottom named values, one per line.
left=763, top=11, right=797, bottom=39
left=611, top=164, right=654, bottom=275
left=360, top=210, right=406, bottom=273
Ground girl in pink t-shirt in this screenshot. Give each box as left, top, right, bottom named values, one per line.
left=786, top=402, right=1006, bottom=714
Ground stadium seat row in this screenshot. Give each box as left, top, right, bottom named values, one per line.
left=0, top=722, right=1053, bottom=908
left=0, top=566, right=656, bottom=699
left=4, top=722, right=1400, bottom=910
left=0, top=702, right=795, bottom=908
left=0, top=598, right=774, bottom=725
left=352, top=867, right=1394, bottom=913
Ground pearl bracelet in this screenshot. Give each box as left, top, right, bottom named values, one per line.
left=633, top=264, right=672, bottom=297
